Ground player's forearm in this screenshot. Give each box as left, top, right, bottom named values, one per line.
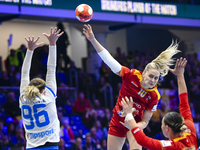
left=177, top=74, right=187, bottom=94
left=90, top=38, right=105, bottom=53
left=46, top=45, right=57, bottom=95
left=20, top=50, right=33, bottom=93
left=137, top=120, right=148, bottom=129
left=90, top=38, right=122, bottom=74
left=21, top=49, right=33, bottom=74
left=131, top=127, right=162, bottom=150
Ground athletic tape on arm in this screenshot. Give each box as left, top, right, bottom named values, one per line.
left=98, top=49, right=122, bottom=73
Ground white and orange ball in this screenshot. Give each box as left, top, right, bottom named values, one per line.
left=75, top=4, right=93, bottom=22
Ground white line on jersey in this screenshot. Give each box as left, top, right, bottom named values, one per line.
left=131, top=81, right=138, bottom=87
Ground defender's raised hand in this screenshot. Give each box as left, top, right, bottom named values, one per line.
left=121, top=96, right=135, bottom=115
left=25, top=36, right=43, bottom=51
left=169, top=57, right=187, bottom=76
left=43, top=27, right=64, bottom=46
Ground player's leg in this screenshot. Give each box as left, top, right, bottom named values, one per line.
left=107, top=134, right=126, bottom=150
left=127, top=130, right=142, bottom=150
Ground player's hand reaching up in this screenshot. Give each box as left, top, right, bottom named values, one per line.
left=25, top=36, right=43, bottom=51
left=169, top=57, right=187, bottom=77
left=83, top=24, right=95, bottom=42
left=43, top=27, right=64, bottom=46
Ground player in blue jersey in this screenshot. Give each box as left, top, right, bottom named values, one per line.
left=19, top=27, right=63, bottom=150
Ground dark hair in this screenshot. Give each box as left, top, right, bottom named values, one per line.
left=57, top=22, right=65, bottom=31
left=164, top=112, right=187, bottom=133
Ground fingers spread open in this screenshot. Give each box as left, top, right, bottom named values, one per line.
left=34, top=36, right=40, bottom=43
left=58, top=31, right=64, bottom=37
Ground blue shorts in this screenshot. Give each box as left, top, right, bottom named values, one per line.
left=26, top=146, right=58, bottom=150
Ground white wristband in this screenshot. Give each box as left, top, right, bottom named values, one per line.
left=125, top=113, right=134, bottom=121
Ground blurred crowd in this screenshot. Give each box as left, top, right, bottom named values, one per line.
left=1, top=24, right=200, bottom=149
left=0, top=43, right=200, bottom=149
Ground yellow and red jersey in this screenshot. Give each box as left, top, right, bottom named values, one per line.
left=113, top=66, right=161, bottom=122
left=131, top=93, right=197, bottom=150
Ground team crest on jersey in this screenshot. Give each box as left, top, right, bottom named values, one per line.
left=117, top=110, right=126, bottom=117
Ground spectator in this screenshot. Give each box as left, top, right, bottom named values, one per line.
left=100, top=138, right=107, bottom=150
left=82, top=133, right=98, bottom=150
left=68, top=137, right=83, bottom=150
left=94, top=120, right=104, bottom=141
left=74, top=92, right=92, bottom=116
left=0, top=71, right=11, bottom=86
left=63, top=99, right=73, bottom=116
left=3, top=91, right=20, bottom=119
left=6, top=122, right=15, bottom=145
left=38, top=44, right=49, bottom=74
left=93, top=99, right=105, bottom=118
left=57, top=82, right=69, bottom=107
left=84, top=109, right=98, bottom=129
left=90, top=127, right=100, bottom=148
left=101, top=108, right=111, bottom=139
left=95, top=76, right=111, bottom=107
left=10, top=128, right=26, bottom=148
left=5, top=49, right=17, bottom=73
left=15, top=44, right=26, bottom=70
left=114, top=47, right=126, bottom=65
left=0, top=120, right=9, bottom=148
left=99, top=61, right=112, bottom=83
left=56, top=22, right=71, bottom=72
left=60, top=117, right=75, bottom=147
left=58, top=138, right=67, bottom=150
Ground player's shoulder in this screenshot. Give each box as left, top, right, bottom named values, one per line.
left=44, top=86, right=56, bottom=98
left=146, top=87, right=161, bottom=101
left=121, top=66, right=140, bottom=74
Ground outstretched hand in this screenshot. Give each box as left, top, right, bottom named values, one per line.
left=169, top=57, right=187, bottom=76
left=83, top=24, right=95, bottom=42
left=121, top=97, right=135, bottom=115
left=120, top=96, right=136, bottom=129
left=25, top=36, right=43, bottom=51
left=43, top=27, right=64, bottom=46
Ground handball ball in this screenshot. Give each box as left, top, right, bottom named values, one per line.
left=75, top=4, right=93, bottom=22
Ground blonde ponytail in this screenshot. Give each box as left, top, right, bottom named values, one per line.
left=20, top=78, right=46, bottom=103
left=180, top=124, right=188, bottom=131
left=144, top=40, right=181, bottom=77
left=20, top=86, right=41, bottom=103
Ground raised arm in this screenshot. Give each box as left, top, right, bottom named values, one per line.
left=169, top=58, right=187, bottom=94
left=83, top=24, right=122, bottom=76
left=121, top=97, right=162, bottom=150
left=169, top=58, right=194, bottom=122
left=20, top=36, right=43, bottom=93
left=43, top=27, right=63, bottom=95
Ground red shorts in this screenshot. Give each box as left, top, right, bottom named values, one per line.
left=108, top=112, right=142, bottom=137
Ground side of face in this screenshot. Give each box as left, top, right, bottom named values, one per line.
left=161, top=118, right=169, bottom=138
left=142, top=69, right=160, bottom=88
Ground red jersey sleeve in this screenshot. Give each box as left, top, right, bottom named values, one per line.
left=120, top=66, right=136, bottom=79
left=179, top=93, right=192, bottom=121
left=131, top=127, right=163, bottom=150
left=179, top=93, right=197, bottom=138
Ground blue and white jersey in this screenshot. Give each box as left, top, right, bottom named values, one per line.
left=19, top=46, right=60, bottom=149
left=19, top=86, right=60, bottom=148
